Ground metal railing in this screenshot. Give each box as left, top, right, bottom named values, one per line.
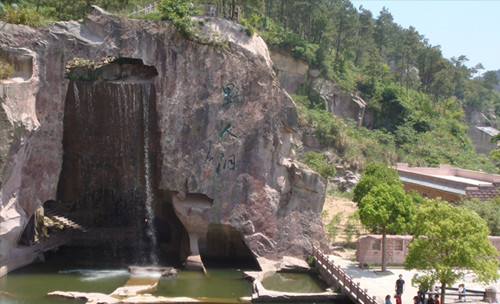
left=313, top=245, right=378, bottom=304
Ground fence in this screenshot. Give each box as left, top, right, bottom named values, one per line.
left=128, top=2, right=240, bottom=21
left=313, top=245, right=378, bottom=304
left=128, top=2, right=157, bottom=16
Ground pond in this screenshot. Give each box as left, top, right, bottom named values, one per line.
left=0, top=262, right=252, bottom=303
left=262, top=272, right=330, bottom=293
left=0, top=250, right=334, bottom=304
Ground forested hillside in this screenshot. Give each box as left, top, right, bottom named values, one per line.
left=2, top=0, right=500, bottom=173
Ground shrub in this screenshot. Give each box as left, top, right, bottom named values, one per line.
left=0, top=54, right=14, bottom=79
left=239, top=18, right=255, bottom=37
left=159, top=0, right=198, bottom=40
left=306, top=254, right=315, bottom=267
left=302, top=151, right=336, bottom=179
left=344, top=213, right=361, bottom=247
left=0, top=4, right=45, bottom=27
left=325, top=212, right=343, bottom=243
left=159, top=0, right=192, bottom=19
left=460, top=198, right=500, bottom=236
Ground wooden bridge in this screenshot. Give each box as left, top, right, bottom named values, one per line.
left=312, top=245, right=378, bottom=304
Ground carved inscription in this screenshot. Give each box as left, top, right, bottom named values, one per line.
left=202, top=83, right=242, bottom=177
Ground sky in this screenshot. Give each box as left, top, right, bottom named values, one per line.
left=350, top=0, right=500, bottom=72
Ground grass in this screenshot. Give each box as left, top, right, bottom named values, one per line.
left=327, top=189, right=354, bottom=200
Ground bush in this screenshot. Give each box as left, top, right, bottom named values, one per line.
left=302, top=151, right=336, bottom=179
left=159, top=0, right=198, bottom=40
left=306, top=254, right=315, bottom=267
left=460, top=198, right=500, bottom=236
left=345, top=213, right=361, bottom=247
left=0, top=4, right=45, bottom=27
left=325, top=212, right=343, bottom=242
left=159, top=0, right=192, bottom=19
left=239, top=18, right=255, bottom=37
left=0, top=54, right=14, bottom=79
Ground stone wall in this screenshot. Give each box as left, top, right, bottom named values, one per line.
left=356, top=235, right=500, bottom=265
left=356, top=235, right=412, bottom=265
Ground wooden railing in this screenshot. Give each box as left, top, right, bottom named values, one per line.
left=201, top=4, right=240, bottom=21
left=312, top=245, right=378, bottom=304
left=128, top=2, right=240, bottom=21
left=128, top=2, right=158, bottom=16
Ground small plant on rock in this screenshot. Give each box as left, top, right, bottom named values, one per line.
left=306, top=254, right=315, bottom=267
left=302, top=151, right=336, bottom=179
left=0, top=53, right=14, bottom=79
left=159, top=0, right=198, bottom=40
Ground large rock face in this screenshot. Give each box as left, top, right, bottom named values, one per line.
left=0, top=7, right=328, bottom=270
left=269, top=49, right=308, bottom=94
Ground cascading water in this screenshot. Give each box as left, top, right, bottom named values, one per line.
left=142, top=83, right=159, bottom=265
left=58, top=76, right=161, bottom=266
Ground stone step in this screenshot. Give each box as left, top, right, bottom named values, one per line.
left=44, top=208, right=88, bottom=232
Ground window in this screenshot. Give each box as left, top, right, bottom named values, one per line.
left=372, top=239, right=381, bottom=251
left=395, top=239, right=404, bottom=251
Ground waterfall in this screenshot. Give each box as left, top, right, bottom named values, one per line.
left=142, top=83, right=159, bottom=265
left=60, top=80, right=160, bottom=266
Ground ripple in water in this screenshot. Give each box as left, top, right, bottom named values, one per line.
left=58, top=269, right=129, bottom=281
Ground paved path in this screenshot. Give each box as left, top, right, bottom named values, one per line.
left=330, top=255, right=500, bottom=304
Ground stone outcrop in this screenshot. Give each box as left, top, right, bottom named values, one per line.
left=310, top=77, right=367, bottom=127
left=270, top=49, right=308, bottom=94
left=328, top=166, right=360, bottom=193
left=0, top=7, right=328, bottom=271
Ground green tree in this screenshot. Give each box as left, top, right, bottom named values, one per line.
left=353, top=162, right=401, bottom=203
left=461, top=198, right=500, bottom=236
left=373, top=7, right=395, bottom=57
left=405, top=199, right=499, bottom=304
left=358, top=183, right=415, bottom=271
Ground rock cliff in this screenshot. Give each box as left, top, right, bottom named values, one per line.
left=0, top=7, right=328, bottom=270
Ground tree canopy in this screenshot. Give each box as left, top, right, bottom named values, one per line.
left=353, top=162, right=401, bottom=203
left=358, top=182, right=415, bottom=271
left=405, top=199, right=499, bottom=304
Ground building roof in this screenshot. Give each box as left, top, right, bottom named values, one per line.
left=398, top=173, right=467, bottom=195
left=396, top=163, right=500, bottom=201
left=477, top=126, right=500, bottom=137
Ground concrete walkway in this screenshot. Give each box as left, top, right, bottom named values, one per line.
left=330, top=255, right=500, bottom=304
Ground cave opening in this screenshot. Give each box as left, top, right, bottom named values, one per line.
left=201, top=223, right=260, bottom=270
